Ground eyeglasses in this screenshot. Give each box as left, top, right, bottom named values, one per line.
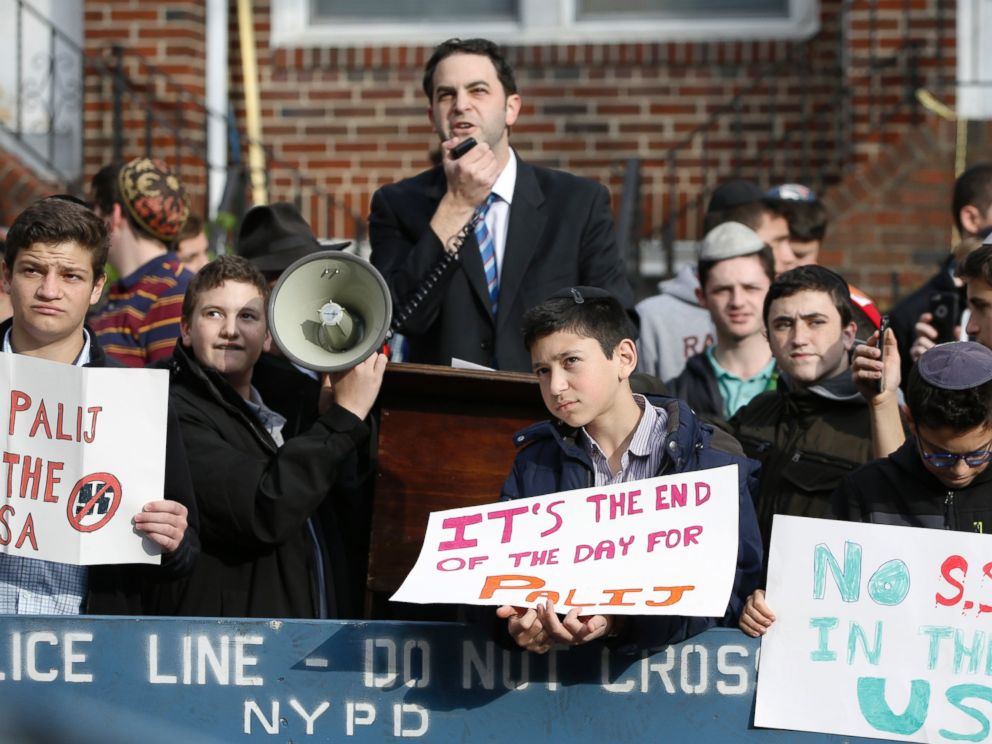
left=917, top=437, right=992, bottom=468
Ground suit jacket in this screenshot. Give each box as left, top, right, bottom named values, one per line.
left=369, top=155, right=635, bottom=372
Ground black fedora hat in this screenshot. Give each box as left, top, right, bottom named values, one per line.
left=236, top=202, right=350, bottom=273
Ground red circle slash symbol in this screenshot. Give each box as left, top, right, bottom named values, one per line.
left=67, top=472, right=122, bottom=533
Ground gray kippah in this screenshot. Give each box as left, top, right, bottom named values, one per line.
left=698, top=222, right=765, bottom=262
left=918, top=341, right=992, bottom=390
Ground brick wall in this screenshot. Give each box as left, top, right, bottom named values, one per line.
left=825, top=117, right=958, bottom=308
left=0, top=151, right=59, bottom=227
left=226, top=0, right=955, bottom=257
left=83, top=0, right=209, bottom=214
left=74, top=0, right=958, bottom=306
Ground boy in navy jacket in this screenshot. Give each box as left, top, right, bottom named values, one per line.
left=498, top=287, right=762, bottom=655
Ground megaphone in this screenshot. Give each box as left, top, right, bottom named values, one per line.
left=268, top=250, right=393, bottom=372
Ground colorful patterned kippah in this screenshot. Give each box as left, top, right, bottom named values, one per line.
left=117, top=157, right=189, bottom=243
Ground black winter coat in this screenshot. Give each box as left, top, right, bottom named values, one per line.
left=833, top=437, right=992, bottom=532
left=730, top=376, right=874, bottom=562
left=162, top=341, right=370, bottom=618
left=667, top=352, right=724, bottom=422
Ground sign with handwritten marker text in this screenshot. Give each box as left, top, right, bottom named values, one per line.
left=0, top=353, right=166, bottom=565
left=756, top=515, right=992, bottom=742
left=392, top=465, right=739, bottom=616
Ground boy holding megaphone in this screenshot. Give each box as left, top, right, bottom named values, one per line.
left=162, top=255, right=386, bottom=618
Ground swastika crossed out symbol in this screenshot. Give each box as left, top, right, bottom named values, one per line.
left=74, top=482, right=112, bottom=517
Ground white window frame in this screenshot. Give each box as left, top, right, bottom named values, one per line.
left=958, top=0, right=992, bottom=120
left=270, top=0, right=820, bottom=48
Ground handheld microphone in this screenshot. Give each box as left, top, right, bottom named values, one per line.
left=450, top=137, right=478, bottom=160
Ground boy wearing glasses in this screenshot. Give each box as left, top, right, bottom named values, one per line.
left=741, top=341, right=992, bottom=636
left=834, top=341, right=992, bottom=529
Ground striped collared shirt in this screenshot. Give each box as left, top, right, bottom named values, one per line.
left=580, top=394, right=670, bottom=487
left=244, top=386, right=288, bottom=447
left=90, top=252, right=192, bottom=368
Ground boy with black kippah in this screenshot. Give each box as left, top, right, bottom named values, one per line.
left=499, top=286, right=762, bottom=655
left=836, top=341, right=992, bottom=530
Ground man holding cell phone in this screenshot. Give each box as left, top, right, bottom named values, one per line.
left=853, top=242, right=992, bottom=460
left=909, top=234, right=992, bottom=361
left=368, top=37, right=635, bottom=373
left=896, top=165, right=992, bottom=372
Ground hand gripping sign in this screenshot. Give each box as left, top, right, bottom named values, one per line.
left=392, top=465, right=740, bottom=616
left=0, top=353, right=166, bottom=565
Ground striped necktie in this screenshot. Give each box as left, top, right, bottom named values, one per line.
left=474, top=193, right=500, bottom=315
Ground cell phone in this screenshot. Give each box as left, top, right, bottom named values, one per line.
left=875, top=315, right=890, bottom=394
left=450, top=137, right=478, bottom=160
left=929, top=291, right=961, bottom=344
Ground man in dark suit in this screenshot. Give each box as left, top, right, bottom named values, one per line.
left=369, top=37, right=634, bottom=373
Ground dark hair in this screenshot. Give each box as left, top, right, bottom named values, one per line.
left=953, top=164, right=992, bottom=236
left=958, top=243, right=992, bottom=286
left=89, top=161, right=162, bottom=243
left=522, top=294, right=636, bottom=358
left=906, top=365, right=992, bottom=432
left=5, top=197, right=109, bottom=279
left=89, top=162, right=121, bottom=216
left=181, top=255, right=269, bottom=324
left=698, top=244, right=776, bottom=290
left=776, top=200, right=828, bottom=242
left=762, top=264, right=853, bottom=327
left=175, top=212, right=204, bottom=245
left=422, top=38, right=517, bottom=100
left=702, top=200, right=780, bottom=234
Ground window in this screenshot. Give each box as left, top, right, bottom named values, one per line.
left=311, top=0, right=520, bottom=22
left=576, top=0, right=790, bottom=20
left=958, top=0, right=992, bottom=120
left=271, top=0, right=819, bottom=47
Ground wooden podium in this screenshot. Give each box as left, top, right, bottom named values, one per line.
left=365, top=362, right=546, bottom=618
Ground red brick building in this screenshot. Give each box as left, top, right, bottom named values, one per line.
left=3, top=0, right=981, bottom=307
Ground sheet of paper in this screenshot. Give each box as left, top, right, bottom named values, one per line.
left=450, top=358, right=495, bottom=371
left=0, top=354, right=167, bottom=565
left=393, top=465, right=740, bottom=616
left=756, top=514, right=992, bottom=742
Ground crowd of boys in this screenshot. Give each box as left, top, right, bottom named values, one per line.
left=2, top=37, right=991, bottom=664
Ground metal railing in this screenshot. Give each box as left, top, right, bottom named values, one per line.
left=91, top=43, right=368, bottom=248
left=0, top=0, right=84, bottom=186
left=614, top=0, right=953, bottom=291
left=0, top=0, right=367, bottom=248
left=0, top=0, right=957, bottom=263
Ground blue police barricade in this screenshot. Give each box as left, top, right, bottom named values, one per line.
left=0, top=619, right=881, bottom=742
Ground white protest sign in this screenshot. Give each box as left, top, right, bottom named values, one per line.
left=392, top=465, right=739, bottom=616
left=0, top=353, right=167, bottom=565
left=755, top=515, right=992, bottom=742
